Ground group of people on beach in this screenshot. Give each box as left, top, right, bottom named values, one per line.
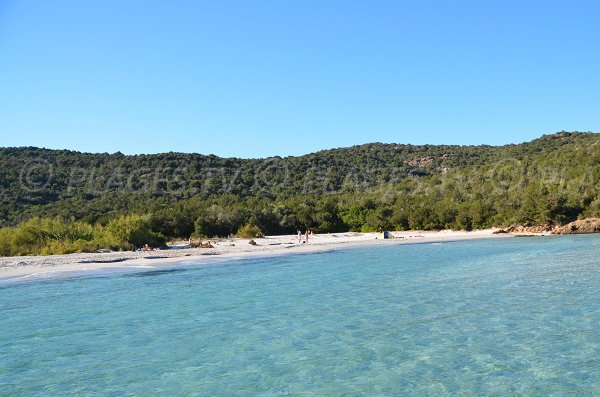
left=138, top=244, right=156, bottom=252
left=298, top=230, right=313, bottom=244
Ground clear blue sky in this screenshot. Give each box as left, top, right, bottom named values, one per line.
left=1, top=1, right=599, bottom=158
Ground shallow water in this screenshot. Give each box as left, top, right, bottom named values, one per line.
left=2, top=236, right=600, bottom=396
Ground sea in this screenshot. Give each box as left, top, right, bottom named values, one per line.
left=2, top=236, right=600, bottom=396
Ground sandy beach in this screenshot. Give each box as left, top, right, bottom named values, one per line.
left=0, top=229, right=517, bottom=281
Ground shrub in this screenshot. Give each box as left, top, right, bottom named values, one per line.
left=103, top=214, right=165, bottom=250
left=0, top=228, right=16, bottom=256
left=0, top=215, right=167, bottom=256
left=237, top=224, right=264, bottom=238
left=4, top=217, right=98, bottom=256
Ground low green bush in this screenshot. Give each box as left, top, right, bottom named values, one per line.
left=237, top=224, right=264, bottom=238
left=0, top=215, right=165, bottom=256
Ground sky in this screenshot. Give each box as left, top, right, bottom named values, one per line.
left=1, top=0, right=599, bottom=158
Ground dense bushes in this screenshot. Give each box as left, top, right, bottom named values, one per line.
left=0, top=215, right=164, bottom=256
left=0, top=218, right=98, bottom=256
left=104, top=215, right=165, bottom=250
left=236, top=224, right=264, bottom=238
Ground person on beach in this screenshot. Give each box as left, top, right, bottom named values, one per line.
left=305, top=230, right=309, bottom=244
left=298, top=230, right=302, bottom=244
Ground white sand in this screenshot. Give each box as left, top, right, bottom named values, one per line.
left=0, top=229, right=510, bottom=281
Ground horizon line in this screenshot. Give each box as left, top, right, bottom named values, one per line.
left=1, top=130, right=594, bottom=160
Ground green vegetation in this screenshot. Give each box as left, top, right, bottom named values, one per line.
left=236, top=224, right=264, bottom=239
left=0, top=215, right=164, bottom=256
left=2, top=131, right=600, bottom=255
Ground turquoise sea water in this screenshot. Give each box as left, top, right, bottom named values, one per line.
left=2, top=236, right=600, bottom=396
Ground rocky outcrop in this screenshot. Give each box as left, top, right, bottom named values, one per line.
left=407, top=156, right=435, bottom=167
left=494, top=218, right=600, bottom=235
left=553, top=218, right=600, bottom=234
left=407, top=153, right=453, bottom=169
left=496, top=223, right=555, bottom=234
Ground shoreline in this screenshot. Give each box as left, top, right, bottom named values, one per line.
left=0, top=229, right=520, bottom=282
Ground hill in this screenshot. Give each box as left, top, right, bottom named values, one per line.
left=1, top=131, right=600, bottom=255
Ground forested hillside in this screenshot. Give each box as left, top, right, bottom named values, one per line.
left=1, top=131, right=600, bottom=255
